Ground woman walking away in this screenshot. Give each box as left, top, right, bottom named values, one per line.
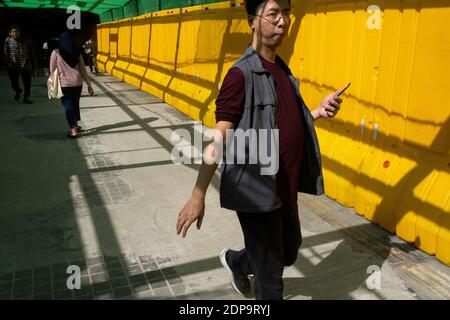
left=50, top=31, right=94, bottom=138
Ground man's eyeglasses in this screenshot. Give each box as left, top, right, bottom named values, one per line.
left=252, top=11, right=291, bottom=25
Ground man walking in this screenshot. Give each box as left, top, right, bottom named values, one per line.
left=3, top=25, right=37, bottom=104
left=83, top=36, right=98, bottom=74
left=176, top=0, right=344, bottom=300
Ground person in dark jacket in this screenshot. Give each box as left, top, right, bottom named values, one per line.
left=83, top=36, right=98, bottom=73
left=3, top=24, right=38, bottom=104
left=176, top=0, right=344, bottom=300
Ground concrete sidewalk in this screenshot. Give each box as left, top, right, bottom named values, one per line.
left=0, top=69, right=449, bottom=300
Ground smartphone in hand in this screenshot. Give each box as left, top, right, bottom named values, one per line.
left=337, top=82, right=351, bottom=97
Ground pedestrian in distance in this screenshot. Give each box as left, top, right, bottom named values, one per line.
left=3, top=24, right=38, bottom=104
left=50, top=31, right=94, bottom=139
left=83, top=36, right=98, bottom=74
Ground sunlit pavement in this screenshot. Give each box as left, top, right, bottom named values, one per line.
left=0, top=69, right=449, bottom=300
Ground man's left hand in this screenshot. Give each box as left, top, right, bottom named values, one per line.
left=313, top=91, right=343, bottom=120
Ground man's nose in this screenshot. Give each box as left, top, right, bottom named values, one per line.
left=277, top=16, right=288, bottom=28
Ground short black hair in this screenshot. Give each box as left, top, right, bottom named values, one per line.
left=245, top=0, right=291, bottom=16
left=8, top=24, right=21, bottom=33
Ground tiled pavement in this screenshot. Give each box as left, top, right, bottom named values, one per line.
left=0, top=253, right=186, bottom=300
left=0, top=69, right=449, bottom=300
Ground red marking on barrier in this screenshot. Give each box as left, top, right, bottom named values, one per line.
left=204, top=7, right=209, bottom=10
left=383, top=161, right=390, bottom=168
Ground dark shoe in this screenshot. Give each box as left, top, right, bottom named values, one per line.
left=14, top=90, right=22, bottom=100
left=23, top=97, right=33, bottom=104
left=219, top=249, right=251, bottom=297
left=67, top=132, right=78, bottom=139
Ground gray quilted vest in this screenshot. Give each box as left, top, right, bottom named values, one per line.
left=219, top=46, right=324, bottom=213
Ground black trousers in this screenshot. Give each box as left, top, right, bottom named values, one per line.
left=61, top=86, right=82, bottom=129
left=230, top=204, right=302, bottom=300
left=8, top=67, right=32, bottom=98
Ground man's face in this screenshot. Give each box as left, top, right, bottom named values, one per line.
left=9, top=28, right=21, bottom=40
left=250, top=0, right=291, bottom=48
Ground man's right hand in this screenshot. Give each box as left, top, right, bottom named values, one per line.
left=175, top=121, right=233, bottom=238
left=176, top=194, right=205, bottom=238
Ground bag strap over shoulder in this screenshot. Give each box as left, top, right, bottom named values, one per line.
left=53, top=49, right=59, bottom=65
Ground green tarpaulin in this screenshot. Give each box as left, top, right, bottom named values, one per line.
left=0, top=0, right=130, bottom=14
left=124, top=0, right=138, bottom=18
left=193, top=0, right=220, bottom=5
left=0, top=0, right=224, bottom=23
left=160, top=0, right=192, bottom=10
left=137, top=0, right=160, bottom=15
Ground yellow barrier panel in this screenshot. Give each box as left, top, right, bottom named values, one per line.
left=124, top=15, right=151, bottom=89
left=192, top=5, right=243, bottom=127
left=163, top=2, right=248, bottom=128
left=97, top=0, right=450, bottom=266
left=413, top=164, right=449, bottom=255
left=141, top=9, right=181, bottom=100
left=292, top=0, right=450, bottom=263
left=111, top=19, right=132, bottom=80
left=437, top=190, right=450, bottom=265
left=105, top=23, right=118, bottom=74
left=165, top=5, right=203, bottom=117
left=402, top=4, right=450, bottom=155
left=97, top=25, right=110, bottom=71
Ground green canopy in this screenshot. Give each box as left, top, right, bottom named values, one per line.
left=0, top=0, right=130, bottom=15
left=0, top=0, right=222, bottom=22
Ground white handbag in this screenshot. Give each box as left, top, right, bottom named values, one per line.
left=47, top=51, right=64, bottom=99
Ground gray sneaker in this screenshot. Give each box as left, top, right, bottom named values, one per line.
left=219, top=248, right=251, bottom=297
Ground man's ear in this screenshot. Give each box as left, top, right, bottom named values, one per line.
left=248, top=16, right=255, bottom=31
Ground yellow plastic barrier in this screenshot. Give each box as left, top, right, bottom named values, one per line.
left=291, top=0, right=450, bottom=265
left=437, top=190, right=450, bottom=264
left=140, top=9, right=181, bottom=100
left=124, top=15, right=152, bottom=89
left=96, top=24, right=110, bottom=71
left=163, top=5, right=203, bottom=117
left=192, top=4, right=243, bottom=127
left=105, top=23, right=118, bottom=74
left=96, top=0, right=450, bottom=266
left=111, top=19, right=132, bottom=80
